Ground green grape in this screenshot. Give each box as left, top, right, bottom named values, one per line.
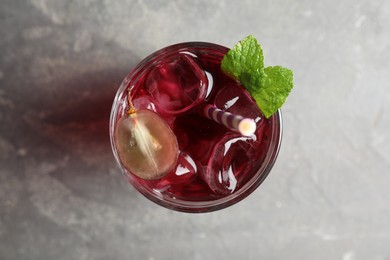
left=115, top=109, right=179, bottom=180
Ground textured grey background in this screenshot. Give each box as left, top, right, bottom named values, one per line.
left=1, top=0, right=390, bottom=259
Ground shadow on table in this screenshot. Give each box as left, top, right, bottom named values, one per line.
left=19, top=55, right=149, bottom=206
left=24, top=65, right=138, bottom=167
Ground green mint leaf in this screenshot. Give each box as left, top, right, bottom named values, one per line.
left=221, top=35, right=264, bottom=92
left=253, top=66, right=293, bottom=118
left=221, top=35, right=294, bottom=118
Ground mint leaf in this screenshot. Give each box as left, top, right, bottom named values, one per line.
left=221, top=35, right=294, bottom=118
left=254, top=66, right=293, bottom=118
left=221, top=35, right=264, bottom=92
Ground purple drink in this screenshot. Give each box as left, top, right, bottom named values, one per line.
left=110, top=42, right=282, bottom=212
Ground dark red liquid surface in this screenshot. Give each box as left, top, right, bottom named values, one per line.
left=122, top=49, right=271, bottom=202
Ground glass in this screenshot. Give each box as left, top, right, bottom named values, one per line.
left=109, top=42, right=282, bottom=213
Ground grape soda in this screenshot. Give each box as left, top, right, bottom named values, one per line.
left=110, top=42, right=282, bottom=212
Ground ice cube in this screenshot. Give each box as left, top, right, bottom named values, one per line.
left=154, top=152, right=198, bottom=192
left=132, top=95, right=157, bottom=111
left=132, top=94, right=177, bottom=127
left=145, top=54, right=208, bottom=115
left=214, top=82, right=263, bottom=121
left=199, top=133, right=258, bottom=195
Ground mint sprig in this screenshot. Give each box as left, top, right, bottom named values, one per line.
left=221, top=35, right=294, bottom=118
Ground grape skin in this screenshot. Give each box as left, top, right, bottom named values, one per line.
left=115, top=109, right=179, bottom=180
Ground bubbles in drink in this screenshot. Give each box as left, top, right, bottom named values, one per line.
left=145, top=54, right=208, bottom=115
left=115, top=109, right=179, bottom=180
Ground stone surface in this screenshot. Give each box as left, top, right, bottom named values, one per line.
left=1, top=0, right=390, bottom=259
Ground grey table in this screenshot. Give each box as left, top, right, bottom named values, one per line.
left=1, top=0, right=389, bottom=259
